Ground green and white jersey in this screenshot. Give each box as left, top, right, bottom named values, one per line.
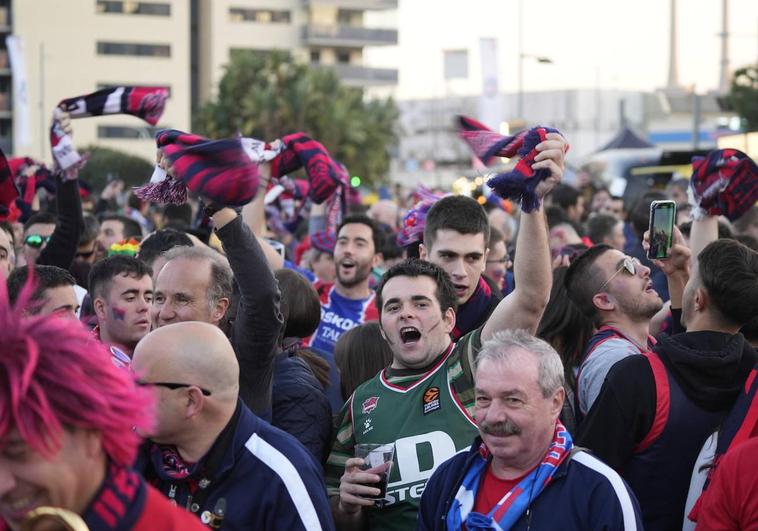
left=325, top=328, right=482, bottom=531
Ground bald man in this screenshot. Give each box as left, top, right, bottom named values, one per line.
left=133, top=322, right=335, bottom=531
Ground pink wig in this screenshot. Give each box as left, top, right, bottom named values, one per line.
left=0, top=278, right=153, bottom=466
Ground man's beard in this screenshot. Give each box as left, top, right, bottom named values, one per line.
left=617, top=293, right=663, bottom=320
left=337, top=261, right=371, bottom=288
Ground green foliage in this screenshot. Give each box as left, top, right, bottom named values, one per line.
left=729, top=64, right=758, bottom=131
left=78, top=146, right=153, bottom=190
left=194, top=50, right=398, bottom=187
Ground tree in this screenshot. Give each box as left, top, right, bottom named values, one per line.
left=78, top=146, right=153, bottom=191
left=728, top=64, right=758, bottom=131
left=194, top=50, right=398, bottom=187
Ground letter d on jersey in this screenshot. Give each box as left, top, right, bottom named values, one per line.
left=391, top=431, right=456, bottom=486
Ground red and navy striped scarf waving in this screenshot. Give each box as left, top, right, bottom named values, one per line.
left=458, top=115, right=566, bottom=213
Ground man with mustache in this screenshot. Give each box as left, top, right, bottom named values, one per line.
left=326, top=131, right=568, bottom=531
left=418, top=330, right=642, bottom=530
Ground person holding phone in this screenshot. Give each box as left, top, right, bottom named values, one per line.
left=564, top=244, right=664, bottom=417
left=577, top=232, right=758, bottom=531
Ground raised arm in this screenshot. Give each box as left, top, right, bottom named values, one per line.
left=481, top=133, right=566, bottom=341
left=241, top=163, right=285, bottom=271
left=38, top=175, right=83, bottom=269
left=212, top=207, right=283, bottom=419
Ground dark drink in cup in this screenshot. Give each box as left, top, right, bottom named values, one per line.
left=355, top=443, right=394, bottom=507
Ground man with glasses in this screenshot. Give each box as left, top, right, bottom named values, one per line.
left=577, top=236, right=758, bottom=531
left=132, top=321, right=335, bottom=530
left=564, top=244, right=663, bottom=417
left=484, top=227, right=513, bottom=295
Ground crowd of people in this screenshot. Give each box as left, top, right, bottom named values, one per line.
left=1, top=99, right=758, bottom=531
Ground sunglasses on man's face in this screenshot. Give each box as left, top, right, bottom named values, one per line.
left=137, top=380, right=213, bottom=396
left=596, top=257, right=639, bottom=294
left=24, top=234, right=52, bottom=249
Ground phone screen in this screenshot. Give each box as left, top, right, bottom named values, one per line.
left=648, top=201, right=676, bottom=260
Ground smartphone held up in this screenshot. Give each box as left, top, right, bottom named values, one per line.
left=647, top=200, right=676, bottom=260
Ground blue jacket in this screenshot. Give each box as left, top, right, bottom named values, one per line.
left=418, top=437, right=643, bottom=531
left=143, top=401, right=335, bottom=531
left=272, top=350, right=333, bottom=464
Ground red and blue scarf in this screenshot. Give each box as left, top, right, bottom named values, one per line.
left=82, top=463, right=147, bottom=531
left=446, top=422, right=572, bottom=530
left=452, top=276, right=496, bottom=341
left=136, top=130, right=348, bottom=225
left=458, top=116, right=566, bottom=213
left=689, top=148, right=758, bottom=221
left=50, top=86, right=168, bottom=175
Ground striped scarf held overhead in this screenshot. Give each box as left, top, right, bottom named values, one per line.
left=688, top=148, right=758, bottom=221
left=457, top=116, right=566, bottom=213
left=50, top=86, right=169, bottom=175
left=446, top=422, right=572, bottom=531
left=136, top=130, right=348, bottom=226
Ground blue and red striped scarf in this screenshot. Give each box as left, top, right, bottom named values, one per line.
left=82, top=463, right=147, bottom=531
left=447, top=422, right=572, bottom=530
left=50, top=86, right=168, bottom=176
left=136, top=130, right=348, bottom=226
left=452, top=276, right=496, bottom=341
left=457, top=116, right=566, bottom=213
left=689, top=148, right=758, bottom=221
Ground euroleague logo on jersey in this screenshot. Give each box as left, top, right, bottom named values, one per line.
left=422, top=387, right=441, bottom=415
left=362, top=396, right=379, bottom=414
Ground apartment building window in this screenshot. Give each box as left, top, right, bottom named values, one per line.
left=96, top=1, right=171, bottom=16
left=310, top=50, right=321, bottom=64
left=97, top=42, right=171, bottom=57
left=336, top=51, right=350, bottom=64
left=98, top=125, right=161, bottom=139
left=229, top=8, right=290, bottom=24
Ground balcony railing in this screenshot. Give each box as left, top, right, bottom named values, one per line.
left=302, top=24, right=397, bottom=47
left=303, top=0, right=397, bottom=9
left=314, top=63, right=398, bottom=86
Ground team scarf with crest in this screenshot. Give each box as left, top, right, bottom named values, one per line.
left=446, top=422, right=572, bottom=531
left=50, top=86, right=169, bottom=175
left=136, top=130, right=348, bottom=226
left=457, top=116, right=566, bottom=213
left=688, top=148, right=758, bottom=221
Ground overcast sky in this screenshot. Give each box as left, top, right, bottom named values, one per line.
left=365, top=0, right=758, bottom=99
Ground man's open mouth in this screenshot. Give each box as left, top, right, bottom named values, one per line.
left=400, top=326, right=421, bottom=344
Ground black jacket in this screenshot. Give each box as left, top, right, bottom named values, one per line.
left=577, top=331, right=757, bottom=530
left=272, top=350, right=332, bottom=465
left=216, top=216, right=283, bottom=420
left=39, top=177, right=82, bottom=270
left=418, top=437, right=643, bottom=530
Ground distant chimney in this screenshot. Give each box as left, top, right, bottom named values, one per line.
left=718, top=0, right=730, bottom=93
left=667, top=0, right=680, bottom=89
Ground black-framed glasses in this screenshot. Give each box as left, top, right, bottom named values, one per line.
left=24, top=234, right=52, bottom=248
left=137, top=380, right=212, bottom=396
left=596, top=257, right=639, bottom=294
left=486, top=257, right=512, bottom=265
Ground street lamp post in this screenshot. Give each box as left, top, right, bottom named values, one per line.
left=516, top=0, right=553, bottom=121
left=517, top=53, right=553, bottom=121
